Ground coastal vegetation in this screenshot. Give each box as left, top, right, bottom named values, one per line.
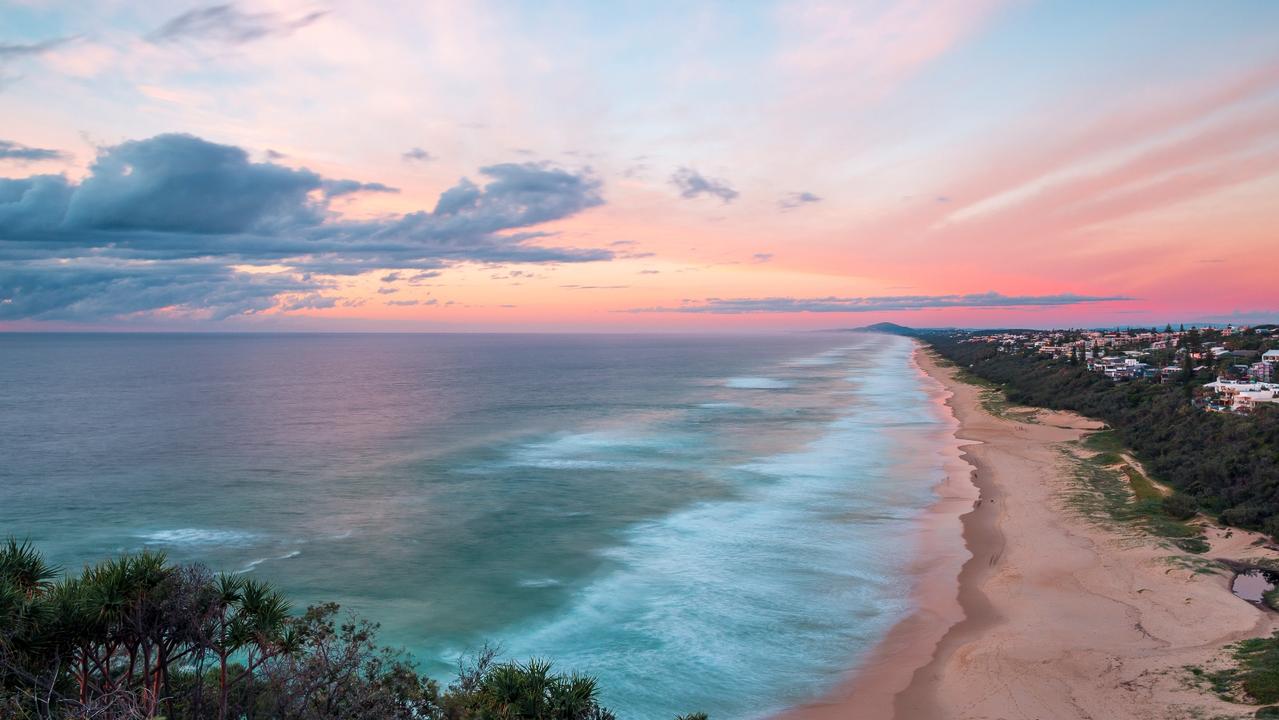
left=925, top=333, right=1279, bottom=537
left=0, top=540, right=697, bottom=720
left=1060, top=436, right=1210, bottom=555
left=1196, top=632, right=1279, bottom=709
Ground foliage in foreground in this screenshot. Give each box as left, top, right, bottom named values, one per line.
left=0, top=540, right=700, bottom=720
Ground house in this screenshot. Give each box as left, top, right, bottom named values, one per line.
left=1254, top=361, right=1277, bottom=382
left=1236, top=388, right=1279, bottom=412
left=1203, top=377, right=1279, bottom=412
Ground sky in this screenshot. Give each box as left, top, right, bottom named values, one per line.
left=1, top=0, right=1277, bottom=332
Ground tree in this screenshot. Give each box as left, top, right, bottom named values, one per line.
left=2, top=543, right=710, bottom=720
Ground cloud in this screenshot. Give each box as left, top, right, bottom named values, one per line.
left=323, top=179, right=399, bottom=197
left=0, top=36, right=76, bottom=89
left=0, top=37, right=74, bottom=60
left=402, top=147, right=435, bottom=163
left=670, top=167, right=738, bottom=203
left=0, top=260, right=326, bottom=321
left=148, top=4, right=327, bottom=45
left=0, top=133, right=610, bottom=321
left=627, top=292, right=1133, bottom=314
left=51, top=133, right=325, bottom=235
left=0, top=140, right=68, bottom=162
left=752, top=253, right=773, bottom=263
left=779, top=191, right=821, bottom=209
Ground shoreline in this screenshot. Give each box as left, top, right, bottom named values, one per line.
left=775, top=340, right=982, bottom=720
left=782, top=341, right=1279, bottom=720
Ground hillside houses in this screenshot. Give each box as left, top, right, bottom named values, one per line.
left=1203, top=378, right=1279, bottom=413
left=955, top=324, right=1279, bottom=414
left=1088, top=355, right=1153, bottom=380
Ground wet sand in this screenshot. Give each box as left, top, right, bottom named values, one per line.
left=781, top=343, right=1279, bottom=720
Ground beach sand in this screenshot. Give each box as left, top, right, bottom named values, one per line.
left=781, top=343, right=1279, bottom=720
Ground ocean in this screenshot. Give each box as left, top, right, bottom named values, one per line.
left=0, top=331, right=954, bottom=719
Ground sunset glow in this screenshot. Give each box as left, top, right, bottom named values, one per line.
left=2, top=1, right=1278, bottom=330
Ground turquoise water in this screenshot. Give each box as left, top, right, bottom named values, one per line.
left=0, top=332, right=952, bottom=719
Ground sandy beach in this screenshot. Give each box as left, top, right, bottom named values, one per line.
left=783, top=343, right=1279, bottom=720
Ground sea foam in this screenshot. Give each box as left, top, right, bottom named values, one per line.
left=137, top=528, right=258, bottom=547
left=496, top=335, right=947, bottom=720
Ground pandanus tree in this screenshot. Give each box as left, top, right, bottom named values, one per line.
left=224, top=579, right=294, bottom=719
left=0, top=540, right=61, bottom=716
left=208, top=574, right=297, bottom=720
left=210, top=573, right=244, bottom=720
left=0, top=543, right=299, bottom=720
left=472, top=658, right=614, bottom=720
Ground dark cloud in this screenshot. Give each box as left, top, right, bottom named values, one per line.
left=0, top=133, right=610, bottom=321
left=779, top=191, right=821, bottom=209
left=0, top=260, right=325, bottom=321
left=402, top=147, right=434, bottom=163
left=323, top=179, right=399, bottom=197
left=148, top=4, right=327, bottom=45
left=54, top=133, right=325, bottom=235
left=752, top=253, right=773, bottom=263
left=670, top=167, right=738, bottom=203
left=626, top=292, right=1134, bottom=314
left=0, top=140, right=67, bottom=162
left=264, top=149, right=287, bottom=160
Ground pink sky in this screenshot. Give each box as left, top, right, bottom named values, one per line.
left=1, top=1, right=1277, bottom=330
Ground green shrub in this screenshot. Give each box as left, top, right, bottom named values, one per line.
left=1174, top=537, right=1210, bottom=554
left=1209, top=634, right=1279, bottom=705
left=1162, top=494, right=1198, bottom=521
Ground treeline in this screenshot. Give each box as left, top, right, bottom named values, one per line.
left=926, top=335, right=1279, bottom=535
left=0, top=540, right=704, bottom=720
